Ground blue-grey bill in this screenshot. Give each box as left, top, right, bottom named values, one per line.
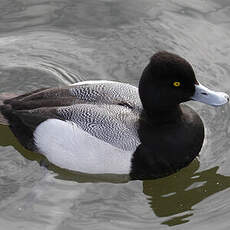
left=191, top=82, right=229, bottom=106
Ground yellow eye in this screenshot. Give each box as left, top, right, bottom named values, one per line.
left=173, top=81, right=181, bottom=87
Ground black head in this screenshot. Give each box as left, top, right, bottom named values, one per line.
left=139, top=51, right=198, bottom=112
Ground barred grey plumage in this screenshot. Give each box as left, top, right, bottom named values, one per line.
left=58, top=81, right=142, bottom=151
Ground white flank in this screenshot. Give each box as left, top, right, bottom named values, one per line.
left=34, top=119, right=133, bottom=174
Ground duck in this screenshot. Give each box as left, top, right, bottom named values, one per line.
left=0, top=51, right=229, bottom=180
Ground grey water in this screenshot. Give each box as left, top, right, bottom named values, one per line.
left=0, top=0, right=230, bottom=229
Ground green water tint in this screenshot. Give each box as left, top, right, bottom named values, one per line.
left=1, top=124, right=230, bottom=226
left=143, top=161, right=230, bottom=226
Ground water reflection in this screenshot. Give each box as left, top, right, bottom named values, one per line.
left=0, top=124, right=44, bottom=163
left=143, top=160, right=230, bottom=226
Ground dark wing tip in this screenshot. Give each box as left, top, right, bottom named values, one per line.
left=0, top=113, right=8, bottom=125
left=0, top=93, right=18, bottom=125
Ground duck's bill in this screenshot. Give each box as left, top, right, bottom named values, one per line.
left=191, top=82, right=229, bottom=106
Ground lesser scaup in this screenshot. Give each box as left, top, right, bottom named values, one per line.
left=0, top=51, right=229, bottom=179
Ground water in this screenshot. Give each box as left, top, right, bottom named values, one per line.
left=0, top=0, right=230, bottom=229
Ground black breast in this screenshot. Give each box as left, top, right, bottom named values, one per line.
left=130, top=104, right=204, bottom=180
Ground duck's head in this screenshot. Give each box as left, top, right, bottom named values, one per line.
left=139, top=51, right=229, bottom=112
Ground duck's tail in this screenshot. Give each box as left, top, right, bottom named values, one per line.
left=0, top=93, right=17, bottom=125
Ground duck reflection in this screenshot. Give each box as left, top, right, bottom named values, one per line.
left=143, top=159, right=230, bottom=225
left=0, top=124, right=44, bottom=162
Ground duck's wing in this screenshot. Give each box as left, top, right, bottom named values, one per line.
left=69, top=80, right=141, bottom=110
left=0, top=80, right=141, bottom=151
left=3, top=80, right=141, bottom=110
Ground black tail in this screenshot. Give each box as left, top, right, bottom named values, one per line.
left=0, top=93, right=18, bottom=125
left=0, top=112, right=8, bottom=125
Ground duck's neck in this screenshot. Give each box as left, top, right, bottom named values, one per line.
left=143, top=105, right=182, bottom=124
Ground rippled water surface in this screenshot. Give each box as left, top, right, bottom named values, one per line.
left=1, top=0, right=230, bottom=229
